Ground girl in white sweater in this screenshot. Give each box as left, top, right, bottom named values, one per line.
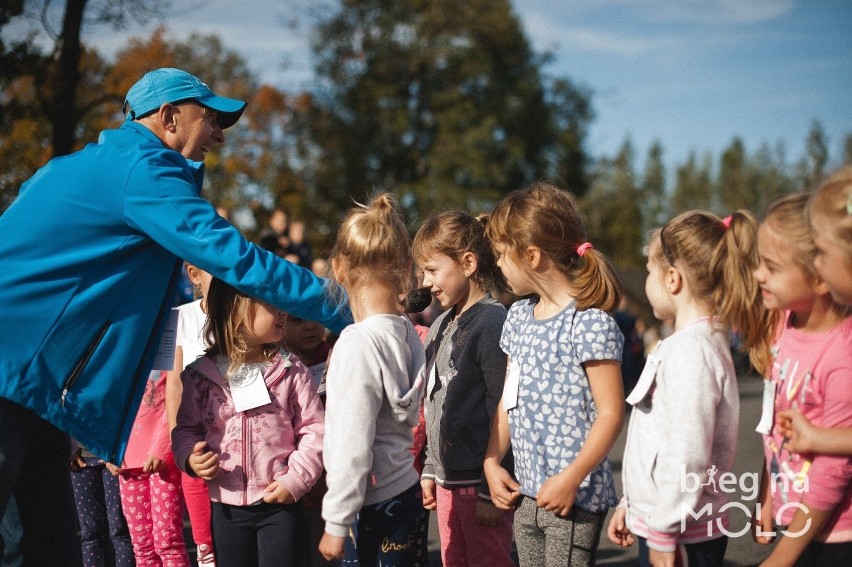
left=318, top=193, right=427, bottom=565
left=607, top=210, right=769, bottom=567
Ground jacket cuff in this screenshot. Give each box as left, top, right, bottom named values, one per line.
left=325, top=521, right=351, bottom=539
left=644, top=528, right=678, bottom=552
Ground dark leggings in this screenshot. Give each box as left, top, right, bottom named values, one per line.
left=794, top=540, right=852, bottom=567
left=638, top=535, right=727, bottom=567
left=344, top=483, right=424, bottom=567
left=211, top=501, right=303, bottom=567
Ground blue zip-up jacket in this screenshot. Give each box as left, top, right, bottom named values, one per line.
left=0, top=121, right=349, bottom=463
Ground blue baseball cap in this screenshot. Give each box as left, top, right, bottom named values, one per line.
left=123, top=68, right=247, bottom=129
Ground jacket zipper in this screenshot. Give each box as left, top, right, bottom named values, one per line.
left=61, top=321, right=111, bottom=407
left=242, top=411, right=249, bottom=506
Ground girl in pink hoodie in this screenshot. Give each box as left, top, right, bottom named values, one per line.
left=172, top=278, right=325, bottom=567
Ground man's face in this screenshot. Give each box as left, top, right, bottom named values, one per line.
left=171, top=102, right=225, bottom=161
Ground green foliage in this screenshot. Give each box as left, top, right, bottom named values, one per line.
left=303, top=0, right=594, bottom=231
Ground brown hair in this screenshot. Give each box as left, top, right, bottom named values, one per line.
left=204, top=278, right=279, bottom=376
left=331, top=192, right=413, bottom=296
left=412, top=210, right=506, bottom=293
left=657, top=209, right=773, bottom=374
left=485, top=181, right=622, bottom=311
left=808, top=165, right=852, bottom=255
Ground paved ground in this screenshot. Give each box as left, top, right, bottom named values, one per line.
left=182, top=375, right=776, bottom=566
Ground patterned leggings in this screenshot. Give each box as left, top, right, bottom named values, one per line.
left=513, top=496, right=605, bottom=567
left=118, top=463, right=189, bottom=566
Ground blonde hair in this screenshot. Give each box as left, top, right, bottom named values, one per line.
left=655, top=209, right=774, bottom=375
left=204, top=278, right=279, bottom=376
left=331, top=192, right=413, bottom=296
left=485, top=181, right=622, bottom=311
left=412, top=210, right=506, bottom=293
left=808, top=165, right=852, bottom=255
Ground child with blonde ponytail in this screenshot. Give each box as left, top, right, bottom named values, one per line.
left=607, top=209, right=767, bottom=567
left=318, top=193, right=427, bottom=565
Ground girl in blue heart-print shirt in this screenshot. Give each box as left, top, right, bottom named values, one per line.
left=483, top=181, right=626, bottom=566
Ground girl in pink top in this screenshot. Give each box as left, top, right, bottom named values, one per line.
left=119, top=370, right=190, bottom=566
left=172, top=277, right=325, bottom=567
left=752, top=193, right=852, bottom=566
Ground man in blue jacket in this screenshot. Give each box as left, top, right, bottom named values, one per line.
left=0, top=68, right=349, bottom=565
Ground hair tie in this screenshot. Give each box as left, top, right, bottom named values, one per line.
left=721, top=215, right=733, bottom=229
left=576, top=242, right=593, bottom=257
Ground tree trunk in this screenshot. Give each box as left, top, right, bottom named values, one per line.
left=51, top=0, right=86, bottom=157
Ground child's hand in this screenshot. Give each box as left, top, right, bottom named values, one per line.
left=142, top=455, right=164, bottom=474
left=421, top=479, right=437, bottom=510
left=475, top=499, right=505, bottom=527
left=649, top=548, right=676, bottom=567
left=483, top=461, right=521, bottom=510
left=263, top=481, right=295, bottom=504
left=188, top=441, right=220, bottom=480
left=752, top=500, right=776, bottom=544
left=104, top=462, right=123, bottom=476
left=319, top=533, right=345, bottom=561
left=70, top=448, right=86, bottom=472
left=776, top=409, right=817, bottom=454
left=536, top=469, right=577, bottom=517
left=606, top=506, right=634, bottom=547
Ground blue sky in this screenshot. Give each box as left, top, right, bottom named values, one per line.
left=10, top=0, right=852, bottom=177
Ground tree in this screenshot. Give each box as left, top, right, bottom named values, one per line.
left=794, top=119, right=828, bottom=190
left=718, top=137, right=749, bottom=212
left=583, top=138, right=644, bottom=269
left=640, top=140, right=667, bottom=232
left=0, top=0, right=170, bottom=210
left=671, top=151, right=714, bottom=213
left=305, top=0, right=594, bottom=227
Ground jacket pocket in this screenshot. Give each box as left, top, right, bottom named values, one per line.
left=61, top=320, right=111, bottom=407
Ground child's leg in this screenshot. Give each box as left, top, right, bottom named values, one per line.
left=637, top=536, right=727, bottom=567
left=255, top=502, right=304, bottom=567
left=513, top=496, right=546, bottom=566
left=354, top=483, right=423, bottom=566
left=148, top=463, right=189, bottom=566
left=180, top=470, right=214, bottom=561
left=119, top=472, right=158, bottom=565
left=436, top=485, right=514, bottom=567
left=100, top=464, right=134, bottom=567
left=539, top=505, right=606, bottom=567
left=71, top=461, right=109, bottom=567
left=210, top=502, right=260, bottom=567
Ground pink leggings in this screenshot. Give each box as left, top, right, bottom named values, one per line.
left=436, top=485, right=515, bottom=567
left=118, top=463, right=189, bottom=566
left=180, top=471, right=213, bottom=552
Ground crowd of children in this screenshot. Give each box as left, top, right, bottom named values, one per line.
left=60, top=166, right=850, bottom=567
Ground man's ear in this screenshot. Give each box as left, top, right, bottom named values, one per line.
left=157, top=103, right=178, bottom=133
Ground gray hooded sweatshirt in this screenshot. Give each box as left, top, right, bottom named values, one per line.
left=322, top=314, right=427, bottom=538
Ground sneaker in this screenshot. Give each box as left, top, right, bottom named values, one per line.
left=197, top=543, right=215, bottom=566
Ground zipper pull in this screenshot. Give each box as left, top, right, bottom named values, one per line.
left=61, top=388, right=68, bottom=407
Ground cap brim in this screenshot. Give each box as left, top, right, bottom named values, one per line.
left=198, top=95, right=247, bottom=129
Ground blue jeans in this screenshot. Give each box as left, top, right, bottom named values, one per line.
left=0, top=398, right=83, bottom=566
left=345, top=483, right=424, bottom=567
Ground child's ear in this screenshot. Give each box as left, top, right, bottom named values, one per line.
left=665, top=266, right=683, bottom=294
left=526, top=246, right=542, bottom=270
left=461, top=251, right=478, bottom=278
